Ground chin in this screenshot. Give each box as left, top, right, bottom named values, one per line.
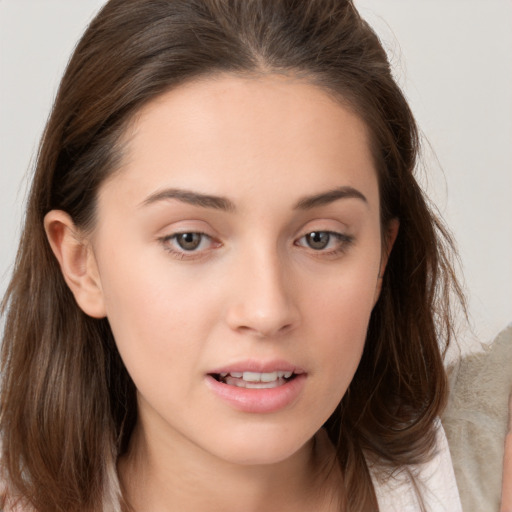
left=205, top=423, right=316, bottom=467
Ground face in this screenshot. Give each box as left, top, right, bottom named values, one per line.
left=88, top=74, right=389, bottom=466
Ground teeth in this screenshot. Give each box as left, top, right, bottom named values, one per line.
left=218, top=370, right=294, bottom=382
left=243, top=371, right=276, bottom=382
left=217, top=370, right=297, bottom=389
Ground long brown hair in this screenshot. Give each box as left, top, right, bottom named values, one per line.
left=1, top=1, right=464, bottom=510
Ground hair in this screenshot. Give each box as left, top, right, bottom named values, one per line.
left=0, top=1, right=465, bottom=511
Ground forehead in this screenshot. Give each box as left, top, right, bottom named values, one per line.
left=104, top=73, right=379, bottom=211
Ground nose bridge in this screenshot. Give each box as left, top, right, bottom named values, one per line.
left=226, top=239, right=299, bottom=337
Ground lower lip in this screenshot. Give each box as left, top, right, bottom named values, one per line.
left=205, top=374, right=307, bottom=414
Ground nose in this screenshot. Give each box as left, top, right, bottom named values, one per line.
left=225, top=248, right=300, bottom=338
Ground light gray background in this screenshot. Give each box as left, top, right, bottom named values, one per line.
left=1, top=0, right=511, bottom=352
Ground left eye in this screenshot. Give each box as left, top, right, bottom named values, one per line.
left=296, top=231, right=350, bottom=251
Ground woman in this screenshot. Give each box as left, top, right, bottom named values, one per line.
left=0, top=1, right=464, bottom=510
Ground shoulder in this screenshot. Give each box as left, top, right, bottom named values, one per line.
left=0, top=496, right=31, bottom=512
left=0, top=496, right=33, bottom=512
left=0, top=482, right=33, bottom=512
left=370, top=420, right=462, bottom=512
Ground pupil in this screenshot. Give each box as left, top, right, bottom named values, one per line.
left=307, top=231, right=329, bottom=250
left=177, top=233, right=201, bottom=250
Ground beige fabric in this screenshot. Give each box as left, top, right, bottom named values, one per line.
left=442, top=323, right=512, bottom=512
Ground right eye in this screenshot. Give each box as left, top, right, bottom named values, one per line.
left=160, top=232, right=219, bottom=258
left=172, top=232, right=205, bottom=251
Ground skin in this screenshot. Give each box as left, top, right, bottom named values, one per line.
left=45, top=74, right=398, bottom=512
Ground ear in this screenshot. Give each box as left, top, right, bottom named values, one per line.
left=44, top=210, right=106, bottom=318
left=374, top=218, right=400, bottom=304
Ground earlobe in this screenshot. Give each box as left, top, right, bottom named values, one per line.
left=374, top=218, right=400, bottom=304
left=44, top=210, right=106, bottom=318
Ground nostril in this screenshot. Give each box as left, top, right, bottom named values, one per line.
left=225, top=298, right=301, bottom=338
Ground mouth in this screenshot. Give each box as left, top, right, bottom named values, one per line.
left=209, top=370, right=299, bottom=389
left=206, top=363, right=307, bottom=413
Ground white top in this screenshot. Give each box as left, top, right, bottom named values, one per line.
left=371, top=421, right=462, bottom=512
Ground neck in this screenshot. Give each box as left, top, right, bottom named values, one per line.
left=119, top=423, right=342, bottom=512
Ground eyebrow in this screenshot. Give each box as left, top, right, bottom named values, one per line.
left=294, top=186, right=367, bottom=210
left=141, top=188, right=236, bottom=211
left=140, top=185, right=367, bottom=211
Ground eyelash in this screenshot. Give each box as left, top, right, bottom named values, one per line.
left=159, top=230, right=354, bottom=260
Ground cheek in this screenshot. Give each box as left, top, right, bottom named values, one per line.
left=304, top=260, right=379, bottom=389
left=95, top=249, right=220, bottom=380
left=308, top=256, right=379, bottom=332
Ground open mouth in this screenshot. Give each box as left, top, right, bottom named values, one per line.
left=206, top=367, right=307, bottom=412
left=209, top=370, right=299, bottom=389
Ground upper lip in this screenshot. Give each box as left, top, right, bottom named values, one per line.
left=208, top=359, right=306, bottom=375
